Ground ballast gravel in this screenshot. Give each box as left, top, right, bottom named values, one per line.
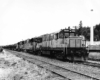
left=0, top=50, right=63, bottom=80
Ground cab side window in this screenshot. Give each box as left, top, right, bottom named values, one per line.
left=65, top=33, right=69, bottom=38
left=58, top=33, right=64, bottom=39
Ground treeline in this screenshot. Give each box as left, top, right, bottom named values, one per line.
left=94, top=24, right=100, bottom=41
left=75, top=21, right=100, bottom=41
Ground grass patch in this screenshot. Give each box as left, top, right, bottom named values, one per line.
left=89, top=52, right=100, bottom=61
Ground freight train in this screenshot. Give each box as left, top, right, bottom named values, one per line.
left=4, top=27, right=89, bottom=61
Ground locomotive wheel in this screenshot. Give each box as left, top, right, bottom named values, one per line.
left=50, top=51, right=55, bottom=58
left=33, top=52, right=37, bottom=55
left=24, top=50, right=27, bottom=52
left=83, top=56, right=88, bottom=61
left=82, top=51, right=88, bottom=61
left=38, top=51, right=42, bottom=56
left=71, top=56, right=74, bottom=62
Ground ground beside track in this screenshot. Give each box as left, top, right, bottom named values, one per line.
left=89, top=52, right=100, bottom=61
left=6, top=49, right=100, bottom=80
left=0, top=50, right=64, bottom=80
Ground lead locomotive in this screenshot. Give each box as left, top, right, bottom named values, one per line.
left=35, top=27, right=89, bottom=61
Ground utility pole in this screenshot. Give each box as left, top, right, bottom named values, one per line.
left=90, top=9, right=94, bottom=45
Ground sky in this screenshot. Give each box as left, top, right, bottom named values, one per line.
left=0, top=0, right=100, bottom=45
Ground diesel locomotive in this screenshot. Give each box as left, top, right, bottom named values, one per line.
left=5, top=27, right=89, bottom=61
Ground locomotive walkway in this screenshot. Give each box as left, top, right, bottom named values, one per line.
left=6, top=49, right=100, bottom=80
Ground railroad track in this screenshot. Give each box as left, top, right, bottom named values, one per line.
left=74, top=60, right=100, bottom=68
left=83, top=60, right=100, bottom=68
left=5, top=49, right=100, bottom=80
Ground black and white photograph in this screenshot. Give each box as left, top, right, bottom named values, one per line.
left=0, top=0, right=100, bottom=80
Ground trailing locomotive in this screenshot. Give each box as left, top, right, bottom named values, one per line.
left=7, top=27, right=89, bottom=62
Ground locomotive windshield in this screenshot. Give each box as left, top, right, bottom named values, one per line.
left=59, top=28, right=76, bottom=38
left=65, top=33, right=69, bottom=38
left=70, top=33, right=75, bottom=36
